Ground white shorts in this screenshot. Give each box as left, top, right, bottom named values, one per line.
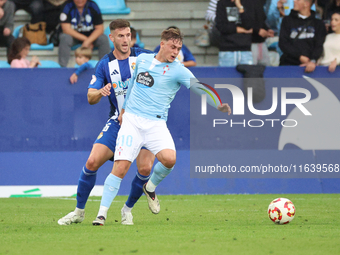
left=114, top=112, right=176, bottom=162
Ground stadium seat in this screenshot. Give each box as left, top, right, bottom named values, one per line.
left=104, top=27, right=114, bottom=50
left=38, top=60, right=61, bottom=68
left=136, top=32, right=145, bottom=49
left=104, top=27, right=145, bottom=50
left=0, top=61, right=10, bottom=68
left=74, top=60, right=99, bottom=68
left=13, top=25, right=54, bottom=51
left=268, top=41, right=278, bottom=51
left=93, top=0, right=130, bottom=15
left=71, top=44, right=82, bottom=51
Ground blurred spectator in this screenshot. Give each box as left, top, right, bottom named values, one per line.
left=154, top=26, right=196, bottom=67
left=69, top=46, right=92, bottom=84
left=279, top=0, right=326, bottom=72
left=318, top=12, right=340, bottom=72
left=205, top=0, right=221, bottom=47
left=58, top=0, right=110, bottom=67
left=267, top=0, right=316, bottom=35
left=215, top=0, right=254, bottom=66
left=8, top=37, right=40, bottom=67
left=252, top=0, right=275, bottom=65
left=206, top=0, right=219, bottom=22
left=322, top=0, right=340, bottom=29
left=130, top=27, right=139, bottom=48
left=43, top=0, right=67, bottom=33
left=0, top=0, right=15, bottom=55
left=9, top=0, right=44, bottom=24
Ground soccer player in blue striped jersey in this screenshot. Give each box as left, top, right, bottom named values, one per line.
left=58, top=19, right=155, bottom=226
left=93, top=27, right=231, bottom=225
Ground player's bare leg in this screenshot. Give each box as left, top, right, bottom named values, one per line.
left=93, top=159, right=132, bottom=225
left=143, top=149, right=176, bottom=214
left=121, top=149, right=155, bottom=225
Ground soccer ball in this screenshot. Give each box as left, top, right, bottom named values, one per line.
left=268, top=198, right=295, bottom=224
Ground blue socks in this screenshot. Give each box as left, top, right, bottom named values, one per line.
left=125, top=171, right=150, bottom=208
left=76, top=166, right=97, bottom=209
left=150, top=162, right=174, bottom=186
left=100, top=173, right=122, bottom=208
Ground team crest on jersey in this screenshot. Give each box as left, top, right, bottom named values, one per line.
left=131, top=62, right=136, bottom=70
left=97, top=132, right=103, bottom=140
left=117, top=146, right=123, bottom=156
left=163, top=65, right=170, bottom=75
left=136, top=72, right=154, bottom=87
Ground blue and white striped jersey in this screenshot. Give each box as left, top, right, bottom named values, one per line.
left=88, top=47, right=153, bottom=119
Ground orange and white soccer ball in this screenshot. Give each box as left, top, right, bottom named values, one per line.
left=268, top=198, right=295, bottom=224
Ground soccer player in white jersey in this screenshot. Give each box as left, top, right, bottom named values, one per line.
left=58, top=19, right=155, bottom=226
left=92, top=27, right=231, bottom=225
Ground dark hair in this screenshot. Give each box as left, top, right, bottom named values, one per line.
left=131, top=27, right=137, bottom=40
left=167, top=26, right=179, bottom=30
left=109, top=19, right=130, bottom=31
left=7, top=37, right=31, bottom=64
left=161, top=27, right=183, bottom=43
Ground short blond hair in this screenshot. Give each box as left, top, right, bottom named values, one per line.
left=75, top=47, right=92, bottom=59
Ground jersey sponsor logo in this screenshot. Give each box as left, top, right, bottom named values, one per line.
left=112, top=80, right=129, bottom=89
left=136, top=72, right=154, bottom=87
left=115, top=90, right=127, bottom=97
left=111, top=69, right=119, bottom=75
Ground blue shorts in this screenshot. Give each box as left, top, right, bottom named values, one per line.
left=94, top=118, right=120, bottom=155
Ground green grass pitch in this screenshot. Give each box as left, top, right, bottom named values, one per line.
left=1, top=194, right=339, bottom=255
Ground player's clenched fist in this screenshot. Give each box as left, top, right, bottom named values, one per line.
left=218, top=103, right=232, bottom=115
left=100, top=83, right=112, bottom=97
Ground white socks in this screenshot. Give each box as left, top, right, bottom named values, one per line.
left=75, top=207, right=85, bottom=216
left=97, top=206, right=109, bottom=219
left=122, top=204, right=132, bottom=213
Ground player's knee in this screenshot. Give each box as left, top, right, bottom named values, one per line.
left=86, top=156, right=100, bottom=171
left=112, top=161, right=130, bottom=179
left=137, top=164, right=152, bottom=176
left=162, top=155, right=176, bottom=169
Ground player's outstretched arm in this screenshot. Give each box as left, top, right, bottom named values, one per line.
left=87, top=83, right=111, bottom=105
left=190, top=80, right=232, bottom=115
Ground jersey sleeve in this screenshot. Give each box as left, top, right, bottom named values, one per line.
left=75, top=62, right=92, bottom=76
left=177, top=64, right=195, bottom=89
left=88, top=59, right=107, bottom=89
left=60, top=2, right=73, bottom=23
